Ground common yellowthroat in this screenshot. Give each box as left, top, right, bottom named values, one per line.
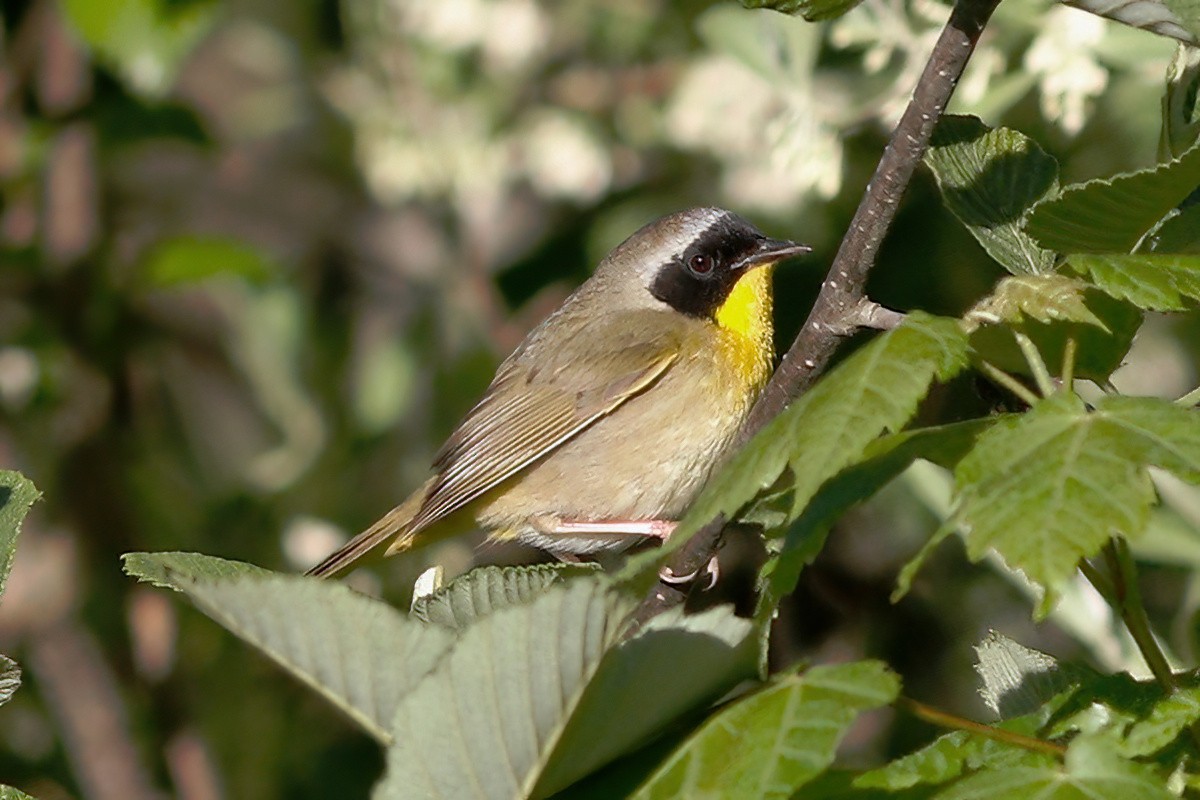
left=307, top=208, right=808, bottom=578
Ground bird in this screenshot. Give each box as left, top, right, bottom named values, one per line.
left=306, top=207, right=809, bottom=580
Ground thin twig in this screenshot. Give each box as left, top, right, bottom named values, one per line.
left=1087, top=538, right=1200, bottom=752
left=626, top=0, right=1004, bottom=630
left=896, top=696, right=1066, bottom=757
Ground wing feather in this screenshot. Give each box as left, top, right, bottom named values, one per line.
left=405, top=315, right=682, bottom=533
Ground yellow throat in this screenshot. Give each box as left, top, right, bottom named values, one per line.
left=714, top=266, right=774, bottom=390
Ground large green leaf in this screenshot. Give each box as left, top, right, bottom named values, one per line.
left=124, top=552, right=452, bottom=743
left=1066, top=253, right=1200, bottom=311
left=951, top=393, right=1200, bottom=614
left=1026, top=141, right=1200, bottom=254
left=757, top=420, right=998, bottom=618
left=0, top=471, right=39, bottom=601
left=622, top=314, right=969, bottom=584
left=0, top=787, right=36, bottom=800
left=629, top=661, right=900, bottom=799
left=411, top=563, right=599, bottom=631
left=739, top=0, right=864, bottom=22
left=376, top=577, right=756, bottom=800
left=925, top=116, right=1059, bottom=275
left=933, top=737, right=1174, bottom=800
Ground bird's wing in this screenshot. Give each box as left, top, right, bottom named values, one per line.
left=405, top=314, right=683, bottom=534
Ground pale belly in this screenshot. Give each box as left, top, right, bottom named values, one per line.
left=475, top=337, right=767, bottom=554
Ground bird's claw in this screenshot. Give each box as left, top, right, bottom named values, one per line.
left=658, top=555, right=720, bottom=590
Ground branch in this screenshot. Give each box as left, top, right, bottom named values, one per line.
left=627, top=0, right=1002, bottom=630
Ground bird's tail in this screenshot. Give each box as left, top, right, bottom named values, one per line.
left=305, top=484, right=428, bottom=578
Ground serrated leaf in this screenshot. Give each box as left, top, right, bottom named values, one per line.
left=1027, top=141, right=1200, bottom=254
left=740, top=0, right=864, bottom=22
left=1066, top=253, right=1200, bottom=310
left=933, top=736, right=1174, bottom=800
left=122, top=551, right=272, bottom=588
left=925, top=116, right=1059, bottom=275
left=622, top=314, right=970, bottom=585
left=952, top=393, right=1200, bottom=614
left=964, top=275, right=1106, bottom=331
left=854, top=729, right=1054, bottom=791
left=0, top=471, right=39, bottom=602
left=758, top=420, right=997, bottom=617
left=0, top=655, right=20, bottom=707
left=124, top=552, right=451, bottom=743
left=967, top=288, right=1141, bottom=381
left=1161, top=43, right=1200, bottom=157
left=377, top=578, right=756, bottom=800
left=1145, top=203, right=1200, bottom=253
left=629, top=661, right=900, bottom=800
left=1063, top=0, right=1199, bottom=46
left=411, top=563, right=599, bottom=630
left=973, top=632, right=1073, bottom=718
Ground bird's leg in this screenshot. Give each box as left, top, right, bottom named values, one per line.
left=536, top=516, right=719, bottom=589
left=544, top=519, right=676, bottom=540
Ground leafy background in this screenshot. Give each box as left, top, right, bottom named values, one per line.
left=0, top=0, right=1198, bottom=797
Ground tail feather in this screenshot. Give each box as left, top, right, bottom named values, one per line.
left=305, top=486, right=428, bottom=578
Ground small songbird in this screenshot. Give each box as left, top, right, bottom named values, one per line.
left=307, top=207, right=808, bottom=579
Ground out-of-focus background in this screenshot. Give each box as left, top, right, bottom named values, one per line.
left=0, top=0, right=1195, bottom=796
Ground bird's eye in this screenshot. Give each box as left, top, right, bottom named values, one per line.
left=687, top=253, right=714, bottom=275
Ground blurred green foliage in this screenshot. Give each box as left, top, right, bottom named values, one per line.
left=0, top=0, right=1197, bottom=797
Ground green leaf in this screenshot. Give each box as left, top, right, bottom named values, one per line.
left=122, top=551, right=272, bottom=588
left=1062, top=0, right=1199, bottom=47
left=951, top=393, right=1200, bottom=614
left=140, top=236, right=275, bottom=287
left=759, top=420, right=997, bottom=616
left=1145, top=203, right=1200, bottom=253
left=62, top=0, right=216, bottom=98
left=925, top=115, right=1059, bottom=275
left=933, top=736, right=1174, bottom=800
left=0, top=655, right=20, bottom=707
left=967, top=288, right=1141, bottom=381
left=376, top=578, right=757, bottom=800
left=963, top=275, right=1106, bottom=330
left=410, top=562, right=600, bottom=630
left=740, top=0, right=864, bottom=22
left=629, top=661, right=900, bottom=800
left=854, top=730, right=1053, bottom=791
left=622, top=314, right=970, bottom=585
left=973, top=632, right=1072, bottom=719
left=1161, top=43, right=1200, bottom=158
left=124, top=552, right=451, bottom=743
left=1026, top=141, right=1200, bottom=254
left=1066, top=253, right=1200, bottom=310
left=0, top=471, right=39, bottom=601
left=0, top=787, right=36, bottom=800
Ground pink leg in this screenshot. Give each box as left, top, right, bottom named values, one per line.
left=544, top=518, right=676, bottom=541
left=535, top=516, right=719, bottom=590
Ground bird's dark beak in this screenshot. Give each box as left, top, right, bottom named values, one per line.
left=734, top=238, right=812, bottom=271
